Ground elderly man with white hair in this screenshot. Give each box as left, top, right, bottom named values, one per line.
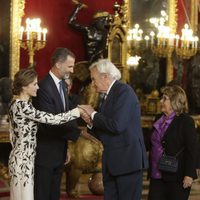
left=80, top=59, right=148, bottom=200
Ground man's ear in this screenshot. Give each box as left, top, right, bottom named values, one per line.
left=55, top=62, right=61, bottom=69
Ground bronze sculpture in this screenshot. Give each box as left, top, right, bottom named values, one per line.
left=69, top=0, right=111, bottom=63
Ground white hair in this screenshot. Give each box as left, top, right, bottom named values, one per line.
left=89, top=59, right=121, bottom=80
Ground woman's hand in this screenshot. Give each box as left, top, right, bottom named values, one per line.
left=78, top=105, right=95, bottom=116
left=183, top=176, right=193, bottom=188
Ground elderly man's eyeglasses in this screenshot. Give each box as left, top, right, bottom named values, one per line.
left=161, top=95, right=170, bottom=101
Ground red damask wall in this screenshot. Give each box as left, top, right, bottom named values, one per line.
left=20, top=0, right=122, bottom=79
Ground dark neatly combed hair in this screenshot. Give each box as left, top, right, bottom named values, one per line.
left=13, top=68, right=38, bottom=95
left=50, top=47, right=75, bottom=67
left=161, top=85, right=188, bottom=115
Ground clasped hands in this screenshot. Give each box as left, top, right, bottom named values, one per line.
left=77, top=104, right=95, bottom=125
left=77, top=105, right=98, bottom=143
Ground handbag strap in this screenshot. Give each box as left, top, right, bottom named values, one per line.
left=175, top=147, right=185, bottom=157
left=163, top=147, right=184, bottom=157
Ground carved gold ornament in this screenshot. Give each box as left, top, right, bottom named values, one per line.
left=10, top=0, right=25, bottom=78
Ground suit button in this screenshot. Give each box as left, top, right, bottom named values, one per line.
left=162, top=141, right=165, bottom=144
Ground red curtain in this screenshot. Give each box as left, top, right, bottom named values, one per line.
left=20, top=0, right=122, bottom=79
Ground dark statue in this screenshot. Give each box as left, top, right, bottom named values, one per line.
left=68, top=0, right=111, bottom=104
left=68, top=0, right=111, bottom=63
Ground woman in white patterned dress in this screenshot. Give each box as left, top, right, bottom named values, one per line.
left=8, top=68, right=84, bottom=200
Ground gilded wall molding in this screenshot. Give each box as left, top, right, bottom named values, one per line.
left=9, top=0, right=25, bottom=78
left=190, top=0, right=198, bottom=33
left=167, top=0, right=178, bottom=82
left=168, top=0, right=178, bottom=33
left=108, top=1, right=129, bottom=82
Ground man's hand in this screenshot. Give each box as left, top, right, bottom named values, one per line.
left=78, top=105, right=95, bottom=116
left=81, top=131, right=99, bottom=144
left=183, top=176, right=193, bottom=188
left=78, top=107, right=92, bottom=125
left=81, top=113, right=93, bottom=125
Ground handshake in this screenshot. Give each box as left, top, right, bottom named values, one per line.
left=77, top=105, right=95, bottom=125
left=75, top=105, right=99, bottom=144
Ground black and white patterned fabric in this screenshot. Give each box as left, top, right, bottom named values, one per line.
left=8, top=99, right=79, bottom=200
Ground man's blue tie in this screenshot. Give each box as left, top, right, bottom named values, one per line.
left=59, top=80, right=66, bottom=110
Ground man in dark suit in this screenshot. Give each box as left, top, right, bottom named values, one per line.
left=32, top=48, right=93, bottom=200
left=80, top=59, right=148, bottom=200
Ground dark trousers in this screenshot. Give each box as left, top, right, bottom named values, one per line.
left=34, top=164, right=64, bottom=200
left=148, top=178, right=191, bottom=200
left=103, top=167, right=143, bottom=200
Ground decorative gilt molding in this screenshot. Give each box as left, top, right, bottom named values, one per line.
left=190, top=0, right=198, bottom=33
left=10, top=0, right=25, bottom=79
left=168, top=0, right=178, bottom=33
left=166, top=0, right=178, bottom=83
left=108, top=1, right=129, bottom=82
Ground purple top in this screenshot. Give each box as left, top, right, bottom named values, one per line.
left=150, top=112, right=176, bottom=179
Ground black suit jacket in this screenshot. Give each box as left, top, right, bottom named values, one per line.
left=32, top=74, right=81, bottom=167
left=150, top=113, right=198, bottom=181
left=90, top=81, right=148, bottom=176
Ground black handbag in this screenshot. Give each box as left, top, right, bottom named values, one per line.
left=158, top=148, right=184, bottom=173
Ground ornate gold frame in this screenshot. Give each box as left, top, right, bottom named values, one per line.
left=9, top=0, right=25, bottom=78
